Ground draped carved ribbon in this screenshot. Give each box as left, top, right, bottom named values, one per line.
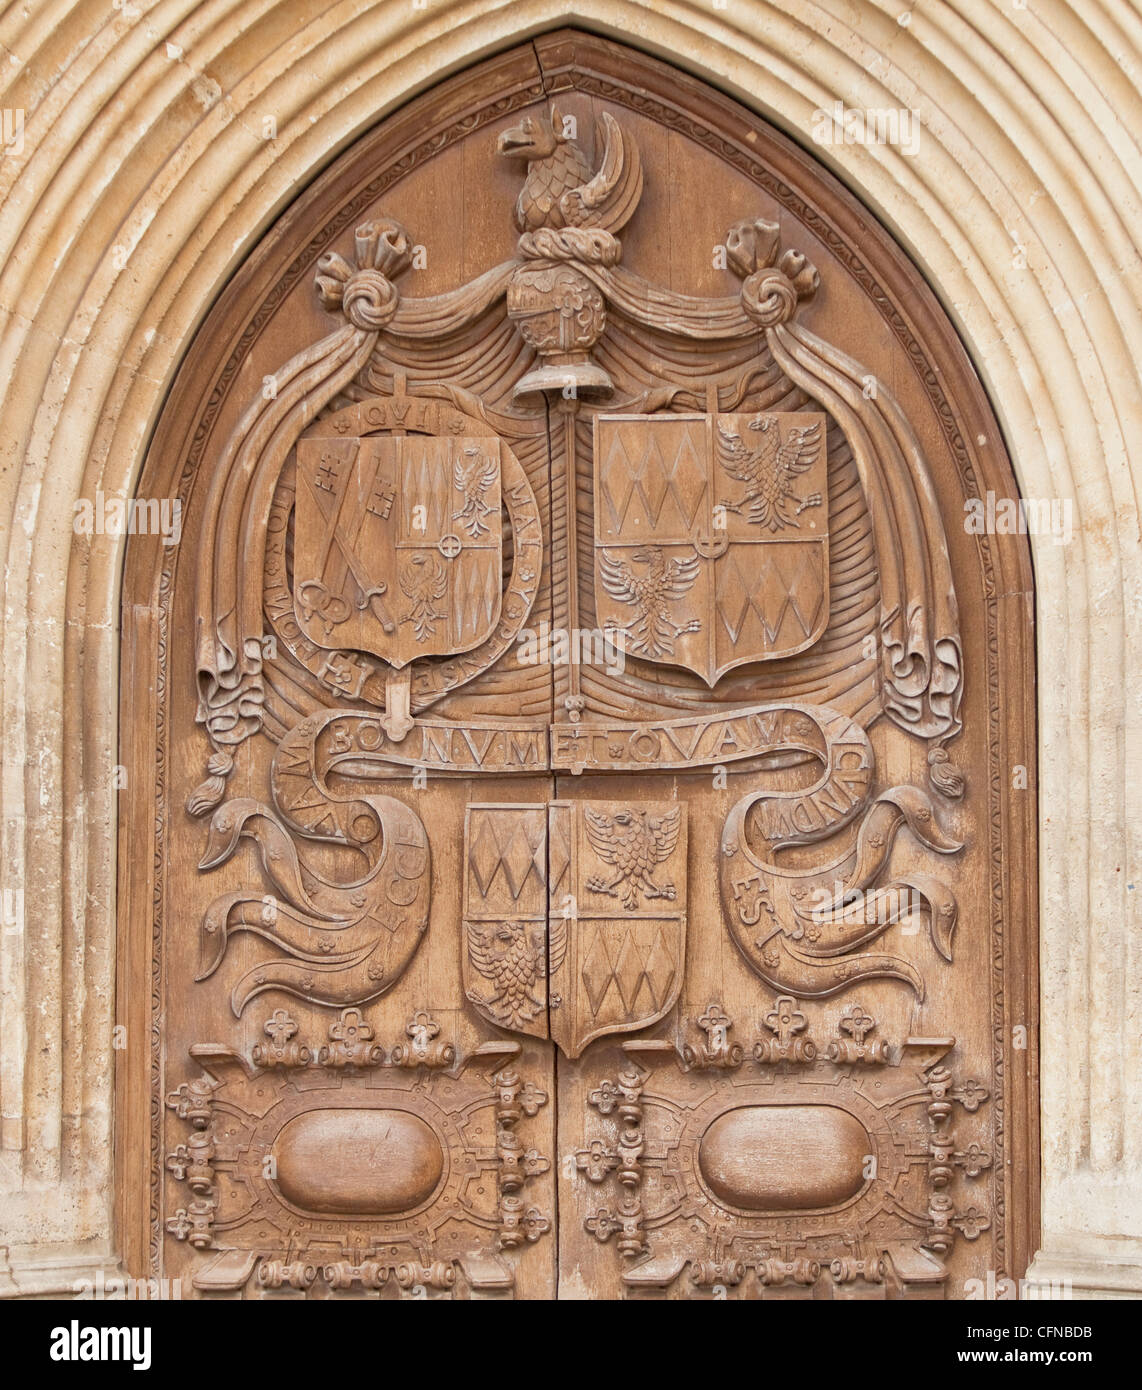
left=765, top=321, right=963, bottom=750
left=196, top=791, right=430, bottom=1017
left=269, top=702, right=857, bottom=787
left=191, top=220, right=414, bottom=812
left=192, top=212, right=963, bottom=811
left=716, top=704, right=962, bottom=1001
left=190, top=223, right=519, bottom=813
left=246, top=698, right=960, bottom=1005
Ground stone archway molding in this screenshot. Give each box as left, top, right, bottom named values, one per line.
left=0, top=0, right=1137, bottom=1297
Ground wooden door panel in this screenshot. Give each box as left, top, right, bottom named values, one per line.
left=119, top=31, right=1037, bottom=1300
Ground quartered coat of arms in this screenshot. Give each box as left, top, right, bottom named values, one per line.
left=595, top=412, right=829, bottom=681
left=294, top=434, right=503, bottom=663
left=140, top=41, right=1033, bottom=1302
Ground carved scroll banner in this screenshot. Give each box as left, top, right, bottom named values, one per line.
left=550, top=705, right=826, bottom=774
left=718, top=708, right=963, bottom=1000
left=594, top=412, right=828, bottom=683
left=463, top=801, right=686, bottom=1058
left=275, top=701, right=852, bottom=781
left=196, top=791, right=431, bottom=1016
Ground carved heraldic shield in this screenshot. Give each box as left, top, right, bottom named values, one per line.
left=294, top=434, right=503, bottom=667
left=463, top=801, right=687, bottom=1059
left=594, top=413, right=829, bottom=684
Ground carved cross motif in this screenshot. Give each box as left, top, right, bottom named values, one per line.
left=698, top=1003, right=732, bottom=1054
left=584, top=1209, right=621, bottom=1243
left=329, top=1008, right=373, bottom=1045
left=576, top=1139, right=619, bottom=1183
left=957, top=1142, right=993, bottom=1179
left=680, top=1003, right=743, bottom=1070
left=321, top=1006, right=384, bottom=1068
left=588, top=1079, right=621, bottom=1115
left=405, top=1010, right=440, bottom=1054
left=764, top=996, right=808, bottom=1049
left=367, top=479, right=396, bottom=518
left=263, top=1009, right=298, bottom=1046
left=838, top=1004, right=876, bottom=1046
left=953, top=1079, right=990, bottom=1112
left=315, top=455, right=341, bottom=491
left=166, top=1145, right=191, bottom=1181
left=953, top=1207, right=992, bottom=1241
left=165, top=1078, right=214, bottom=1127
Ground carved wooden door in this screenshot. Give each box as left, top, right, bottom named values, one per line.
left=120, top=32, right=1037, bottom=1300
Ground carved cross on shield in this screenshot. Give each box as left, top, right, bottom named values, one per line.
left=463, top=801, right=687, bottom=1058
left=294, top=434, right=503, bottom=668
left=593, top=413, right=829, bottom=684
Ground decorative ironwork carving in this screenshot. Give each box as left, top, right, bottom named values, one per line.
left=162, top=1028, right=550, bottom=1297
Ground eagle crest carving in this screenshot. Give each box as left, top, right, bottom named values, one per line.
left=497, top=106, right=643, bottom=234
left=583, top=805, right=683, bottom=911
left=466, top=919, right=568, bottom=1030
left=598, top=545, right=702, bottom=660
left=716, top=416, right=824, bottom=531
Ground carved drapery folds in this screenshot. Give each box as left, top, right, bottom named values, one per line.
left=190, top=229, right=522, bottom=811
left=191, top=221, right=414, bottom=812
left=589, top=217, right=964, bottom=756
left=190, top=142, right=963, bottom=815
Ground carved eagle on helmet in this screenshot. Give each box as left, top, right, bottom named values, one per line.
left=584, top=806, right=681, bottom=912
left=496, top=106, right=644, bottom=234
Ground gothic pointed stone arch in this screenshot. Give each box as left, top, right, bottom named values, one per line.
left=0, top=2, right=1136, bottom=1298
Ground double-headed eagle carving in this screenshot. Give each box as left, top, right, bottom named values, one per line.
left=599, top=544, right=701, bottom=658
left=467, top=918, right=568, bottom=1029
left=717, top=416, right=824, bottom=531
left=584, top=805, right=682, bottom=911
left=496, top=106, right=643, bottom=234
left=452, top=445, right=497, bottom=539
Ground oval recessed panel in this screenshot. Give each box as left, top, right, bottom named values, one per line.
left=273, top=1109, right=444, bottom=1215
left=699, top=1105, right=869, bottom=1211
